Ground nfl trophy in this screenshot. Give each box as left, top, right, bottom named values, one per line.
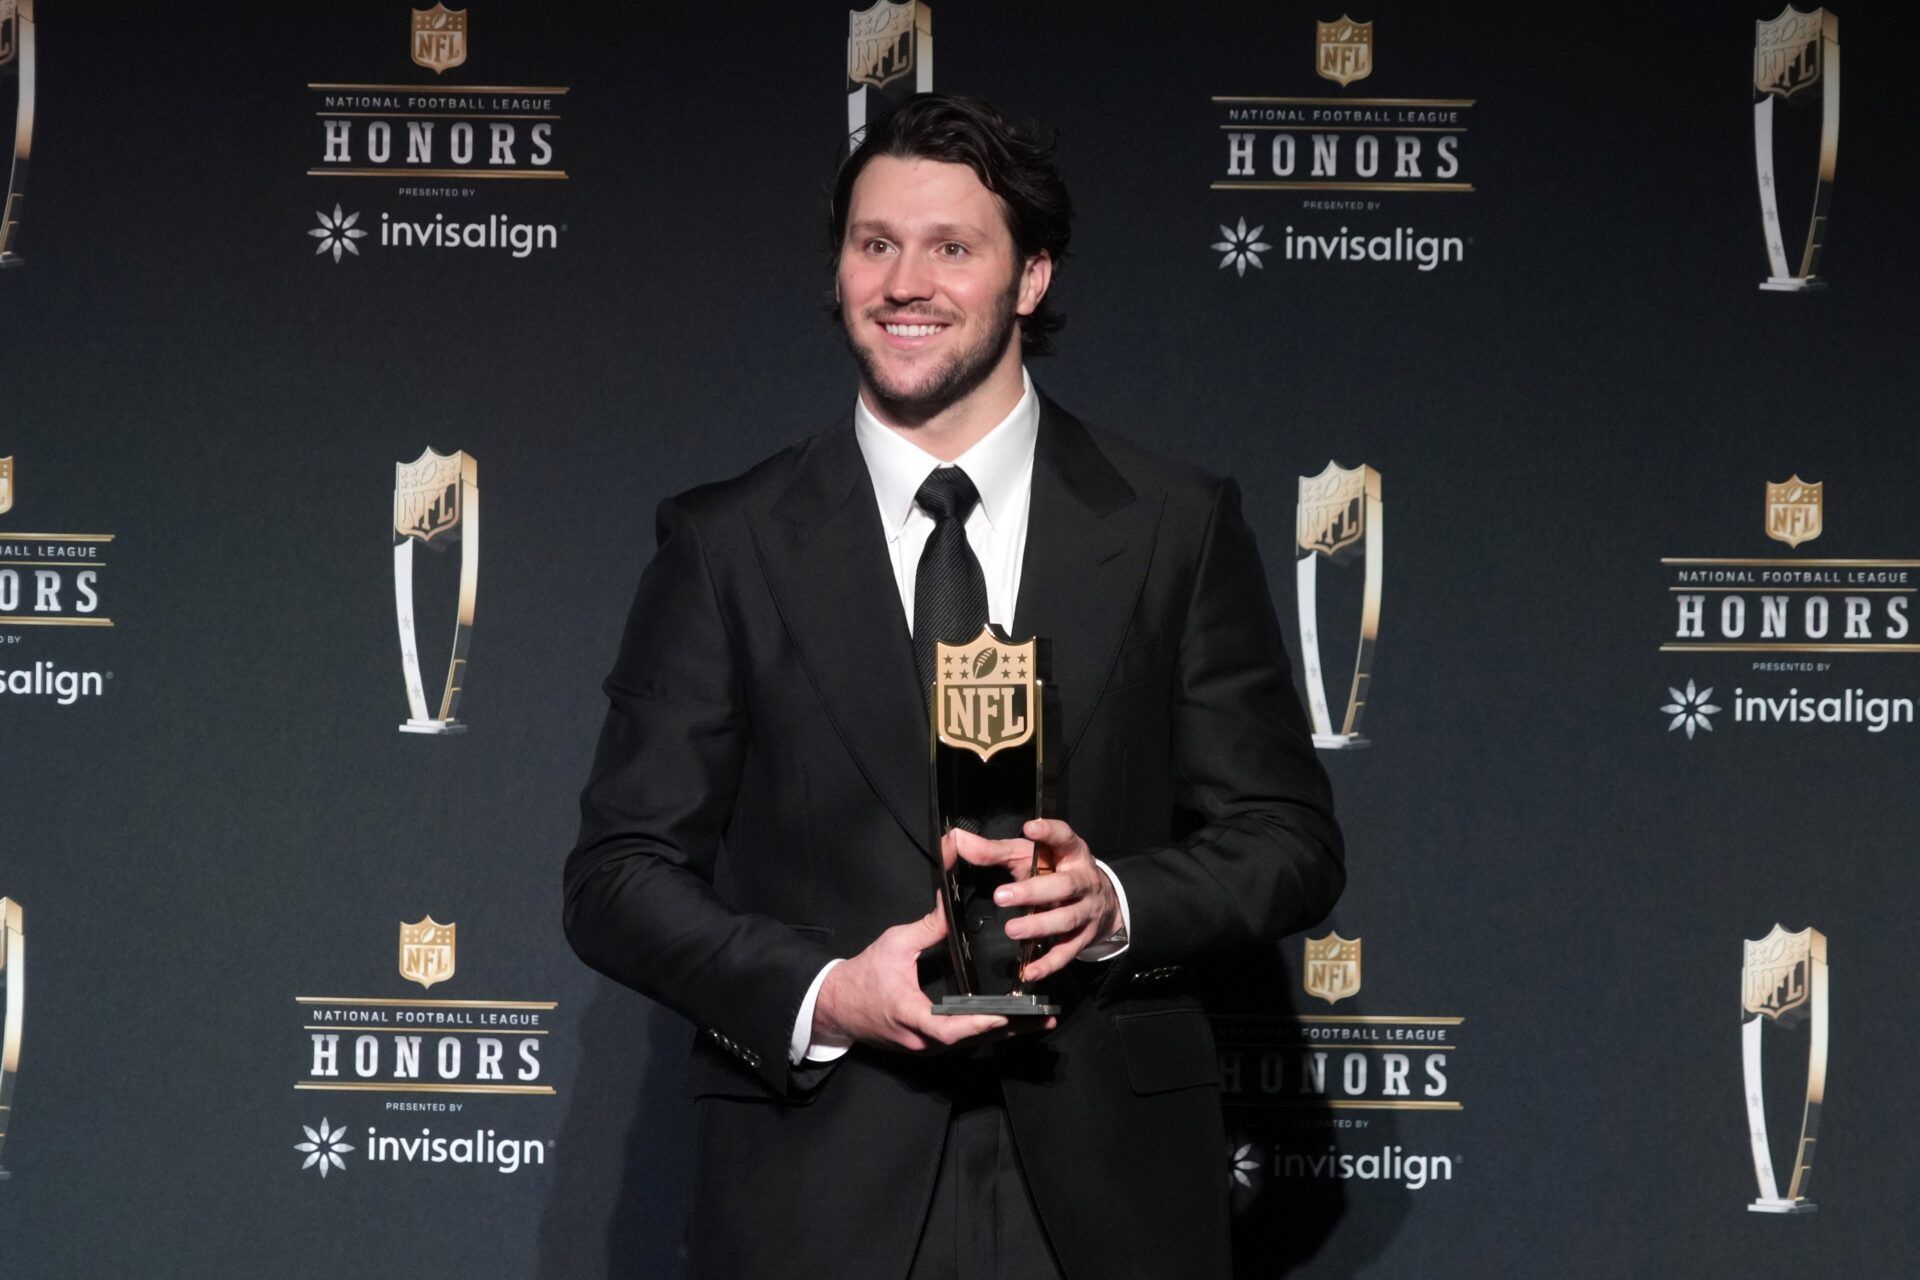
left=847, top=0, right=931, bottom=153
left=1741, top=924, right=1828, bottom=1213
left=929, top=626, right=1059, bottom=1017
left=0, top=0, right=35, bottom=266
left=1753, top=6, right=1838, bottom=291
left=1295, top=462, right=1383, bottom=749
left=0, top=898, right=22, bottom=1179
left=393, top=448, right=479, bottom=734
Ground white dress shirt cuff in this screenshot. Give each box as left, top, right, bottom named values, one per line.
left=791, top=958, right=853, bottom=1065
left=1076, top=858, right=1132, bottom=962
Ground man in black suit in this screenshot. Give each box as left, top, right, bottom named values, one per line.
left=565, top=94, right=1343, bottom=1279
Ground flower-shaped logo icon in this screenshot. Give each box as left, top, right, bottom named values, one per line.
left=1229, top=1141, right=1262, bottom=1188
left=295, top=1118, right=354, bottom=1177
left=309, top=205, right=368, bottom=263
left=1211, top=217, right=1272, bottom=277
left=1661, top=680, right=1720, bottom=739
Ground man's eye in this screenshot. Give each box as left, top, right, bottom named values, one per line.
left=864, top=239, right=893, bottom=254
left=939, top=243, right=968, bottom=258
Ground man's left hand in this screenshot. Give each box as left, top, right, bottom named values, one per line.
left=950, top=818, right=1119, bottom=983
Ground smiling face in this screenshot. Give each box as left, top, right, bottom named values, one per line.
left=837, top=154, right=1050, bottom=422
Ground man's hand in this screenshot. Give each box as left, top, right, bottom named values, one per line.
left=813, top=898, right=1054, bottom=1053
left=951, top=818, right=1120, bottom=984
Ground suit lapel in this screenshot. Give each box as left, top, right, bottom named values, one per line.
left=1013, top=393, right=1164, bottom=765
left=746, top=394, right=1163, bottom=864
left=748, top=424, right=935, bottom=860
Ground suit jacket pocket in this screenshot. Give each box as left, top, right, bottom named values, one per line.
left=1115, top=1008, right=1220, bottom=1095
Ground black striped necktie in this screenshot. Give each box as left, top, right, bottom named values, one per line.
left=912, top=466, right=991, bottom=701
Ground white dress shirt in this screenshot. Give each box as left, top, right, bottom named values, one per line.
left=789, top=369, right=1133, bottom=1064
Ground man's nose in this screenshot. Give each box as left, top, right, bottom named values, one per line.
left=884, top=249, right=933, bottom=303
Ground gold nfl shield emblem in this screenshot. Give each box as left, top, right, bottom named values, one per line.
left=0, top=457, right=12, bottom=515
left=411, top=4, right=468, bottom=75
left=1742, top=924, right=1814, bottom=1023
left=848, top=0, right=919, bottom=90
left=399, top=917, right=457, bottom=989
left=394, top=448, right=467, bottom=546
left=1754, top=6, right=1825, bottom=99
left=1316, top=16, right=1373, bottom=87
left=1304, top=932, right=1362, bottom=1004
left=935, top=626, right=1037, bottom=761
left=1297, top=461, right=1370, bottom=560
left=1765, top=476, right=1822, bottom=547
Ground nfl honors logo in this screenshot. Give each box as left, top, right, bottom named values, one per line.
left=1754, top=6, right=1826, bottom=100
left=1742, top=923, right=1817, bottom=1023
left=1316, top=16, right=1374, bottom=87
left=411, top=4, right=468, bottom=75
left=1304, top=931, right=1362, bottom=1005
left=934, top=626, right=1038, bottom=761
left=1764, top=476, right=1822, bottom=548
left=394, top=449, right=468, bottom=545
left=1297, top=462, right=1372, bottom=560
left=399, top=917, right=457, bottom=990
left=0, top=457, right=13, bottom=515
left=847, top=0, right=923, bottom=91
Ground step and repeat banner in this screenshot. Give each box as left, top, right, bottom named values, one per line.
left=1, top=3, right=1915, bottom=1277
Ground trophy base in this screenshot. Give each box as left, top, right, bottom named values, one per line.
left=399, top=719, right=467, bottom=735
left=1312, top=733, right=1371, bottom=750
left=1759, top=278, right=1826, bottom=293
left=932, top=994, right=1060, bottom=1017
left=0, top=256, right=23, bottom=270
left=1748, top=1199, right=1816, bottom=1215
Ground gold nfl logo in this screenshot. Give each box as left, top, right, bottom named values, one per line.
left=934, top=626, right=1038, bottom=761
left=399, top=917, right=457, bottom=990
left=411, top=4, right=468, bottom=75
left=1303, top=931, right=1362, bottom=1005
left=1316, top=16, right=1373, bottom=87
left=1754, top=6, right=1825, bottom=99
left=1765, top=476, right=1822, bottom=547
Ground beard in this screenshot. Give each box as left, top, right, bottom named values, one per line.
left=843, top=275, right=1021, bottom=424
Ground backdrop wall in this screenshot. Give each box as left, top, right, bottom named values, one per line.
left=1, top=3, right=1914, bottom=1276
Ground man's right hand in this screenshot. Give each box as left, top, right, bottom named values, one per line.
left=813, top=898, right=1052, bottom=1053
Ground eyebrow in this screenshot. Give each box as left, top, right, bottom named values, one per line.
left=847, top=219, right=993, bottom=241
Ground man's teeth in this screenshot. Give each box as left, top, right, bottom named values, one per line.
left=884, top=323, right=944, bottom=337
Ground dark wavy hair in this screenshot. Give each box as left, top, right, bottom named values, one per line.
left=828, top=94, right=1073, bottom=357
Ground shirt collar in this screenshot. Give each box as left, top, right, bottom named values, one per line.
left=853, top=367, right=1038, bottom=541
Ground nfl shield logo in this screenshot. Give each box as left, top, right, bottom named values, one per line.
left=0, top=457, right=12, bottom=515
left=412, top=4, right=468, bottom=75
left=1316, top=16, right=1373, bottom=87
left=394, top=448, right=468, bottom=546
left=1742, top=924, right=1814, bottom=1023
left=1765, top=476, right=1822, bottom=547
left=1297, top=461, right=1373, bottom=560
left=848, top=0, right=919, bottom=90
left=935, top=626, right=1038, bottom=761
left=1304, top=931, right=1362, bottom=1005
left=399, top=917, right=457, bottom=989
left=1754, top=6, right=1825, bottom=99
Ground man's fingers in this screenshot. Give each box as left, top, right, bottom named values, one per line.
left=1022, top=818, right=1082, bottom=851
left=949, top=827, right=1033, bottom=869
left=993, top=868, right=1085, bottom=911
left=1021, top=946, right=1078, bottom=983
left=913, top=1009, right=1008, bottom=1046
left=906, top=896, right=949, bottom=951
left=1007, top=901, right=1095, bottom=944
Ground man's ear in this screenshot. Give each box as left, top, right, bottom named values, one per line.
left=1015, top=251, right=1053, bottom=318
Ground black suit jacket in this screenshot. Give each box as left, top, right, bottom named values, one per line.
left=565, top=391, right=1343, bottom=1279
